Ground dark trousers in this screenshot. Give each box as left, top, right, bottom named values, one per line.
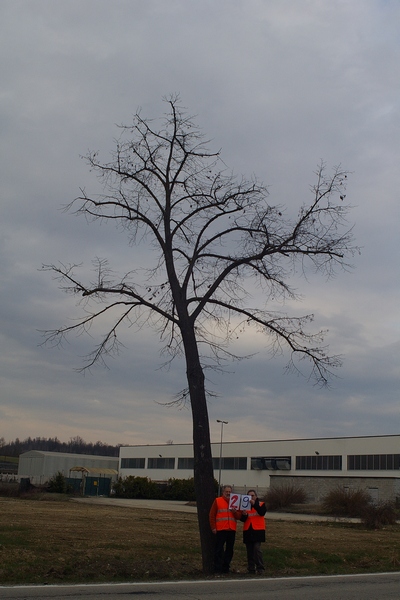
left=214, top=529, right=236, bottom=573
left=245, top=541, right=265, bottom=572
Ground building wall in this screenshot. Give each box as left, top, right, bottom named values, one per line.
left=269, top=475, right=399, bottom=503
left=118, top=435, right=400, bottom=500
left=18, top=451, right=119, bottom=485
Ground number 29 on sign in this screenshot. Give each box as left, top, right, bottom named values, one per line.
left=229, top=493, right=251, bottom=510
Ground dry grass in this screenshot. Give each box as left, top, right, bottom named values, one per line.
left=0, top=496, right=399, bottom=585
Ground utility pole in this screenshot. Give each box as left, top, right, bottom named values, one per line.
left=216, top=419, right=228, bottom=495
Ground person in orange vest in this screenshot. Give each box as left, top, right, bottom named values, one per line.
left=209, top=484, right=241, bottom=573
left=240, top=489, right=267, bottom=574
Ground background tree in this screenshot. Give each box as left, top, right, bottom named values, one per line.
left=0, top=437, right=119, bottom=457
left=43, top=96, right=355, bottom=573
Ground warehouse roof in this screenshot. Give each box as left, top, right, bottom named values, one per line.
left=20, top=450, right=118, bottom=461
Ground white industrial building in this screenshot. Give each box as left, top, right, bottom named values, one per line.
left=18, top=450, right=119, bottom=485
left=119, top=434, right=400, bottom=502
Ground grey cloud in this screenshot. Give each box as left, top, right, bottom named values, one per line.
left=1, top=0, right=399, bottom=446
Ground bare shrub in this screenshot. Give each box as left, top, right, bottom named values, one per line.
left=321, top=486, right=371, bottom=517
left=264, top=484, right=307, bottom=511
left=0, top=481, right=19, bottom=497
left=361, top=501, right=398, bottom=530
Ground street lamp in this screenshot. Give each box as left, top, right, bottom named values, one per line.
left=216, top=419, right=228, bottom=495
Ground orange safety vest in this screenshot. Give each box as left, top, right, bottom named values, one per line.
left=215, top=496, right=238, bottom=531
left=243, top=503, right=266, bottom=531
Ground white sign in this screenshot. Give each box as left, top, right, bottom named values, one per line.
left=229, top=493, right=252, bottom=511
left=240, top=494, right=252, bottom=510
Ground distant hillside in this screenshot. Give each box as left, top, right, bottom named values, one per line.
left=0, top=436, right=120, bottom=458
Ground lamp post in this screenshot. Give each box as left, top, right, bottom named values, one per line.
left=216, top=419, right=228, bottom=495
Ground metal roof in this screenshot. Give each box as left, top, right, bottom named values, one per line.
left=20, top=450, right=118, bottom=461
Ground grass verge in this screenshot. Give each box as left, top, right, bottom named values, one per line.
left=0, top=497, right=399, bottom=585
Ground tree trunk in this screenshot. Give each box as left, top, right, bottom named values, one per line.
left=183, top=328, right=216, bottom=574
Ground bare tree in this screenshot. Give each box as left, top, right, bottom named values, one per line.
left=42, top=96, right=355, bottom=573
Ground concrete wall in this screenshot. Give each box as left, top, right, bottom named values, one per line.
left=269, top=474, right=400, bottom=503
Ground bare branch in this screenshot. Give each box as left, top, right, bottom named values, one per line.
left=44, top=97, right=357, bottom=386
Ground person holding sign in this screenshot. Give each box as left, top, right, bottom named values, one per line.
left=240, top=489, right=267, bottom=574
left=209, top=485, right=241, bottom=573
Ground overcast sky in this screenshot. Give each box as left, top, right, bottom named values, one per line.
left=1, top=0, right=399, bottom=449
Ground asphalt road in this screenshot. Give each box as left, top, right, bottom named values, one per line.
left=1, top=573, right=399, bottom=599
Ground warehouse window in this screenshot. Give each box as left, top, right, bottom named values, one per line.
left=178, top=457, right=194, bottom=469
left=212, top=457, right=247, bottom=470
left=148, top=457, right=175, bottom=469
left=296, top=455, right=342, bottom=470
left=147, top=456, right=175, bottom=469
left=251, top=457, right=291, bottom=470
left=120, top=458, right=145, bottom=469
left=348, top=454, right=400, bottom=470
